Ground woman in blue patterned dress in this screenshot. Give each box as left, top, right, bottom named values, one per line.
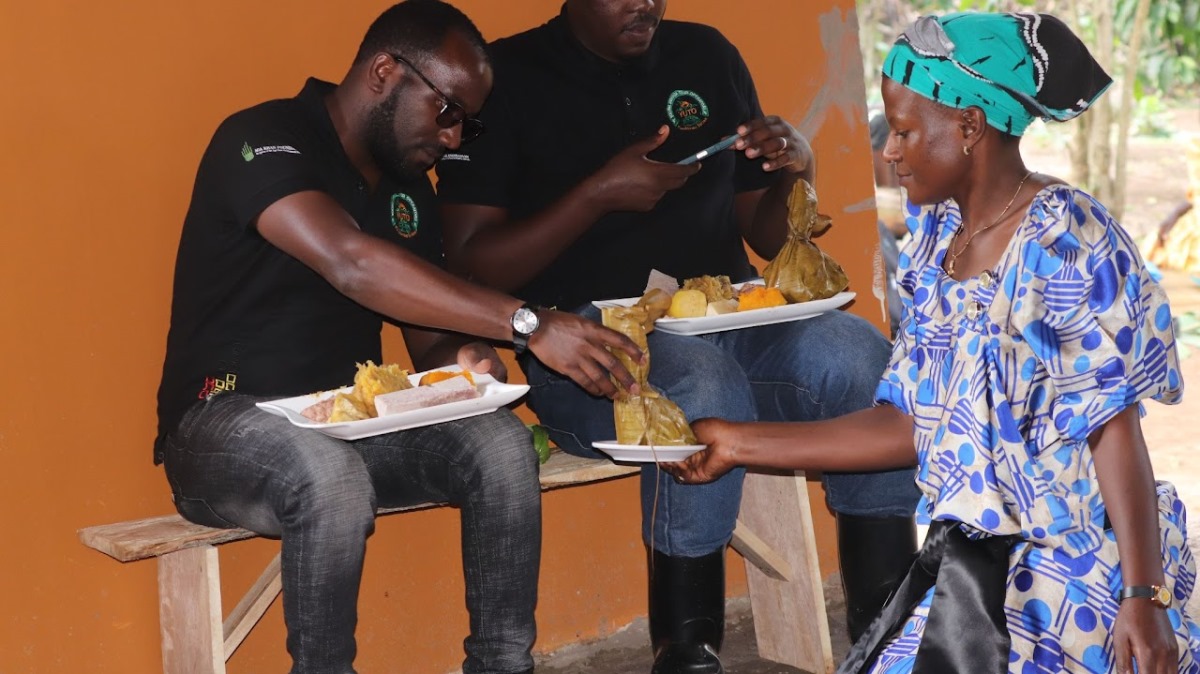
left=666, top=12, right=1200, bottom=674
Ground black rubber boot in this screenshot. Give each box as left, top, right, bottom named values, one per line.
left=648, top=547, right=726, bottom=674
left=837, top=513, right=918, bottom=643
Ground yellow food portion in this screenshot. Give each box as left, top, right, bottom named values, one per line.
left=418, top=369, right=475, bottom=386
left=667, top=289, right=708, bottom=318
left=329, top=392, right=371, bottom=423
left=737, top=286, right=788, bottom=311
left=353, top=360, right=412, bottom=415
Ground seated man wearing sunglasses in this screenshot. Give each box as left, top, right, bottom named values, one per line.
left=154, top=2, right=642, bottom=673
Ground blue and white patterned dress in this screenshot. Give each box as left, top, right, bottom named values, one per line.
left=870, top=184, right=1200, bottom=673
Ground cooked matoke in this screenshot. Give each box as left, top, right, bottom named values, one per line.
left=602, top=294, right=697, bottom=446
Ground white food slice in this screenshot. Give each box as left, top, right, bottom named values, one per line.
left=705, top=299, right=739, bottom=316
left=374, top=377, right=480, bottom=417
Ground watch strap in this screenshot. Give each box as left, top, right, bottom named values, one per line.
left=1119, top=585, right=1170, bottom=608
left=512, top=329, right=530, bottom=355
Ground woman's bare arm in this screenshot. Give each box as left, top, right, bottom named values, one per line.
left=666, top=404, right=917, bottom=484
left=1091, top=405, right=1177, bottom=673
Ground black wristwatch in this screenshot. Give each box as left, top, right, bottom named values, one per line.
left=510, top=303, right=541, bottom=355
left=1119, top=584, right=1172, bottom=608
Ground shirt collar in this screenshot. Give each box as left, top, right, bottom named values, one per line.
left=296, top=77, right=340, bottom=141
left=295, top=77, right=375, bottom=186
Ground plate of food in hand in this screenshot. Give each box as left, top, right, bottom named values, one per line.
left=256, top=361, right=529, bottom=440
left=593, top=276, right=855, bottom=336
left=591, top=441, right=705, bottom=463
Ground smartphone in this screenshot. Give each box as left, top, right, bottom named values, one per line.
left=676, top=134, right=740, bottom=165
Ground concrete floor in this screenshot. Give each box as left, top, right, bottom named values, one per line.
left=534, top=577, right=853, bottom=674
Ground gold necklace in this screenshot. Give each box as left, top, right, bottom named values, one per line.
left=946, top=170, right=1034, bottom=275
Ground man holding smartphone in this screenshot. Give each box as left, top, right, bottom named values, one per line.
left=435, top=2, right=919, bottom=671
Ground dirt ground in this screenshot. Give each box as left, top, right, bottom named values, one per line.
left=1021, top=106, right=1200, bottom=240
left=528, top=107, right=1200, bottom=674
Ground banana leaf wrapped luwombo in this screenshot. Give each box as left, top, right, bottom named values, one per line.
left=763, top=178, right=850, bottom=303
left=601, top=289, right=697, bottom=446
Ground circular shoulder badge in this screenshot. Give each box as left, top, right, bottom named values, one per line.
left=390, top=193, right=419, bottom=238
left=666, top=90, right=710, bottom=131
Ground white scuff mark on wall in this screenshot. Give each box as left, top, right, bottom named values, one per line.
left=794, top=6, right=870, bottom=140
left=844, top=197, right=878, bottom=214
left=871, top=242, right=888, bottom=325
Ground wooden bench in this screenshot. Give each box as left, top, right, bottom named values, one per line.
left=78, top=452, right=833, bottom=674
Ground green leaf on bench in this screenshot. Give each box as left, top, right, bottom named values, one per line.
left=529, top=423, right=551, bottom=464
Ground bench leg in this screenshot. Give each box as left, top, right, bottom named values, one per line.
left=223, top=552, right=282, bottom=657
left=738, top=471, right=833, bottom=674
left=159, top=546, right=226, bottom=674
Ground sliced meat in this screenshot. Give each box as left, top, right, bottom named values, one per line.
left=300, top=397, right=335, bottom=422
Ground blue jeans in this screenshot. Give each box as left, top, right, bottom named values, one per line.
left=524, top=307, right=919, bottom=557
left=161, top=393, right=540, bottom=674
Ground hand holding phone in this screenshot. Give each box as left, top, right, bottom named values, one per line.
left=676, top=134, right=740, bottom=165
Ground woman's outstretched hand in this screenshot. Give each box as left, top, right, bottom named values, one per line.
left=1113, top=598, right=1178, bottom=674
left=662, top=418, right=741, bottom=484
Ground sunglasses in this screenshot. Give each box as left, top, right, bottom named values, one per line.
left=391, top=53, right=485, bottom=143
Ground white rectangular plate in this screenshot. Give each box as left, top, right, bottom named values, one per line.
left=256, top=369, right=529, bottom=441
left=593, top=286, right=856, bottom=336
left=591, top=441, right=705, bottom=463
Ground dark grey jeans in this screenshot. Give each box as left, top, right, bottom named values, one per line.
left=161, top=393, right=541, bottom=674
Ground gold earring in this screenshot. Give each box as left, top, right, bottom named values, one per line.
left=963, top=145, right=972, bottom=156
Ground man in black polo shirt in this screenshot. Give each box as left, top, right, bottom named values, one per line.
left=155, top=2, right=643, bottom=673
left=435, top=2, right=921, bottom=670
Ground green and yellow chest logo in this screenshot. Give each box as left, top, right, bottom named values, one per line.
left=666, top=90, right=710, bottom=131
left=390, top=193, right=419, bottom=238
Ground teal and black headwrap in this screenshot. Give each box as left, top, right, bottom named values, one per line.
left=882, top=13, right=1112, bottom=136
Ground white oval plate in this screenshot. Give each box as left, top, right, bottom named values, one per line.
left=593, top=285, right=855, bottom=336
left=256, top=370, right=529, bottom=441
left=591, top=441, right=705, bottom=463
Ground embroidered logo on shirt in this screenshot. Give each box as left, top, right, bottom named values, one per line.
left=391, top=193, right=419, bottom=238
left=198, top=373, right=237, bottom=399
left=240, top=142, right=301, bottom=162
left=666, top=90, right=710, bottom=130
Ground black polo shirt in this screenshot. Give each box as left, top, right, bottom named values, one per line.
left=436, top=12, right=777, bottom=311
left=155, top=78, right=444, bottom=461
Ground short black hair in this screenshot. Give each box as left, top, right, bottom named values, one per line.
left=354, top=0, right=487, bottom=66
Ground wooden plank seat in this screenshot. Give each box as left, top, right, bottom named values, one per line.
left=78, top=451, right=832, bottom=673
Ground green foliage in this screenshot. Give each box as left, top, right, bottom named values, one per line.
left=857, top=0, right=1200, bottom=102
left=1174, top=311, right=1200, bottom=360
left=1132, top=95, right=1175, bottom=137
left=1115, top=0, right=1200, bottom=96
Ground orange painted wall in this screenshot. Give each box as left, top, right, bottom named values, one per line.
left=0, top=1, right=880, bottom=672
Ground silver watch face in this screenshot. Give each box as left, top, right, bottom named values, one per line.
left=512, top=307, right=539, bottom=335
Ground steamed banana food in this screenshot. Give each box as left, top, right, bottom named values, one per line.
left=658, top=178, right=848, bottom=318
left=661, top=274, right=792, bottom=319
left=763, top=178, right=849, bottom=302
left=300, top=361, right=480, bottom=423
left=659, top=180, right=845, bottom=315
left=602, top=292, right=697, bottom=446
left=596, top=180, right=850, bottom=446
